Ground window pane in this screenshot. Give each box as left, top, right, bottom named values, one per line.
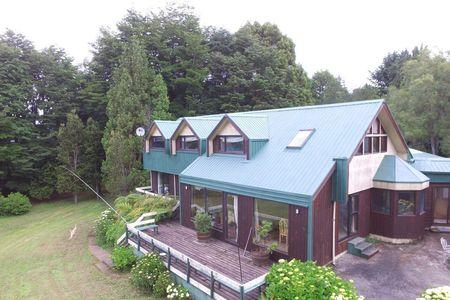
left=226, top=194, right=238, bottom=242
left=254, top=199, right=288, bottom=252
left=152, top=136, right=165, bottom=148
left=207, top=190, right=223, bottom=229
left=372, top=189, right=391, bottom=214
left=364, top=137, right=372, bottom=154
left=356, top=142, right=363, bottom=155
left=380, top=136, right=387, bottom=153
left=219, top=136, right=226, bottom=152
left=338, top=198, right=349, bottom=240
left=372, top=119, right=379, bottom=134
left=398, top=192, right=415, bottom=216
left=183, top=136, right=198, bottom=150
left=372, top=137, right=380, bottom=153
left=418, top=191, right=425, bottom=214
left=191, top=187, right=205, bottom=217
left=226, top=136, right=244, bottom=152
left=350, top=195, right=359, bottom=234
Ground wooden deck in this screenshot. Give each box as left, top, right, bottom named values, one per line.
left=131, top=221, right=270, bottom=299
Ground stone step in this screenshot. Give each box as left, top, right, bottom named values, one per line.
left=348, top=237, right=365, bottom=247
left=355, top=241, right=372, bottom=252
left=361, top=245, right=379, bottom=259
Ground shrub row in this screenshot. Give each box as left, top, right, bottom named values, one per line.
left=265, top=259, right=361, bottom=300
left=0, top=192, right=32, bottom=216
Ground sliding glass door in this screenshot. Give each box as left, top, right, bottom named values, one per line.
left=226, top=194, right=238, bottom=243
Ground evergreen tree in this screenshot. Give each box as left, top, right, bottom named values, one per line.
left=82, top=118, right=103, bottom=194
left=388, top=50, right=450, bottom=156
left=56, top=112, right=84, bottom=203
left=351, top=84, right=379, bottom=101
left=102, top=39, right=170, bottom=195
left=311, top=70, right=350, bottom=104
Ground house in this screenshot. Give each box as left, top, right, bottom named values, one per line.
left=143, top=99, right=450, bottom=266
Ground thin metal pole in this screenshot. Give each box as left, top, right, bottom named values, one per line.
left=62, top=166, right=127, bottom=224
left=237, top=243, right=243, bottom=283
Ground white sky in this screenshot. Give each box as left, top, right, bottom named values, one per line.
left=1, top=0, right=449, bottom=90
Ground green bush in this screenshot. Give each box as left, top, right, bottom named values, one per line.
left=0, top=192, right=32, bottom=216
left=105, top=220, right=125, bottom=248
left=130, top=252, right=166, bottom=293
left=154, top=270, right=173, bottom=297
left=113, top=193, right=176, bottom=222
left=419, top=286, right=450, bottom=300
left=193, top=212, right=212, bottom=233
left=111, top=246, right=137, bottom=271
left=166, top=282, right=190, bottom=299
left=265, top=259, right=360, bottom=300
left=95, top=209, right=116, bottom=247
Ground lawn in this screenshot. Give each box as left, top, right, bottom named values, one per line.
left=0, top=197, right=148, bottom=300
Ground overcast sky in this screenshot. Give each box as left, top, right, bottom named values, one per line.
left=1, top=0, right=449, bottom=90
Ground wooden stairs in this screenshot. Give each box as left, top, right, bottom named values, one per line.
left=347, top=237, right=379, bottom=259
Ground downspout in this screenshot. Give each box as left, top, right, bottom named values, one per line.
left=332, top=201, right=336, bottom=266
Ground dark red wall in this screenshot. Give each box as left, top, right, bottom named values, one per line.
left=313, top=176, right=333, bottom=265
left=151, top=171, right=158, bottom=193
left=180, top=184, right=192, bottom=228
left=289, top=205, right=308, bottom=261
left=237, top=195, right=254, bottom=249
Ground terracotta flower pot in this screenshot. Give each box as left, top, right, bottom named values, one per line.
left=196, top=230, right=211, bottom=242
left=251, top=250, right=270, bottom=266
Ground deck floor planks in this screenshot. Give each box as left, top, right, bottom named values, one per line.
left=135, top=221, right=269, bottom=299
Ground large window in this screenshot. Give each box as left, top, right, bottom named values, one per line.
left=339, top=194, right=359, bottom=240
left=397, top=192, right=415, bottom=216
left=372, top=189, right=391, bottom=214
left=191, top=187, right=205, bottom=217
left=177, top=136, right=199, bottom=151
left=206, top=189, right=223, bottom=229
left=358, top=118, right=388, bottom=155
left=151, top=136, right=165, bottom=149
left=254, top=199, right=288, bottom=252
left=215, top=136, right=244, bottom=154
left=418, top=191, right=426, bottom=214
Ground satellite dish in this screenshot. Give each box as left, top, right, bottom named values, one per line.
left=135, top=127, right=145, bottom=137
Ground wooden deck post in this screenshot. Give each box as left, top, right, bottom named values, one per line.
left=137, top=231, right=141, bottom=252
left=186, top=259, right=191, bottom=283
left=210, top=271, right=215, bottom=297
left=125, top=224, right=129, bottom=244
left=168, top=248, right=172, bottom=269
left=240, top=285, right=244, bottom=300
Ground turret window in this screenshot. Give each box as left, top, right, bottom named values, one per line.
left=356, top=118, right=388, bottom=155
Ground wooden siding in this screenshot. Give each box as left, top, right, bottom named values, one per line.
left=237, top=195, right=254, bottom=250
left=313, top=176, right=333, bottom=265
left=151, top=171, right=158, bottom=193
left=180, top=184, right=192, bottom=228
left=288, top=205, right=308, bottom=261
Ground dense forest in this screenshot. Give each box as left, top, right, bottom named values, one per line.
left=1, top=5, right=449, bottom=200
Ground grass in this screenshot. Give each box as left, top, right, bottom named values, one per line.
left=0, top=197, right=148, bottom=300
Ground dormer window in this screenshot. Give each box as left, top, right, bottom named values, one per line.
left=151, top=136, right=165, bottom=149
left=177, top=136, right=199, bottom=151
left=214, top=136, right=244, bottom=154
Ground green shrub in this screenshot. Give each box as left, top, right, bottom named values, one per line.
left=0, top=192, right=32, bottom=216
left=193, top=212, right=212, bottom=233
left=95, top=209, right=116, bottom=247
left=154, top=270, right=173, bottom=297
left=265, top=259, right=360, bottom=300
left=113, top=193, right=176, bottom=222
left=130, top=252, right=166, bottom=293
left=105, top=220, right=125, bottom=248
left=166, top=282, right=190, bottom=299
left=419, top=286, right=450, bottom=300
left=111, top=246, right=137, bottom=271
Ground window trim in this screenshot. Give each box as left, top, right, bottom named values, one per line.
left=214, top=135, right=245, bottom=154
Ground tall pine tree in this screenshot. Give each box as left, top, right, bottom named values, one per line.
left=102, top=39, right=170, bottom=195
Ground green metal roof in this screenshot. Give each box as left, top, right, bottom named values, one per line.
left=410, top=148, right=450, bottom=174
left=374, top=155, right=429, bottom=183
left=181, top=99, right=387, bottom=201
left=153, top=120, right=180, bottom=139
left=182, top=117, right=221, bottom=139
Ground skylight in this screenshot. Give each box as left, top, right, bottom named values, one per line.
left=287, top=129, right=315, bottom=148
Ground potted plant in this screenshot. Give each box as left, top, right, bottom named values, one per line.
left=193, top=212, right=212, bottom=242
left=252, top=220, right=278, bottom=266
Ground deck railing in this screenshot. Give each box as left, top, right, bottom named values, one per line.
left=125, top=223, right=266, bottom=300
